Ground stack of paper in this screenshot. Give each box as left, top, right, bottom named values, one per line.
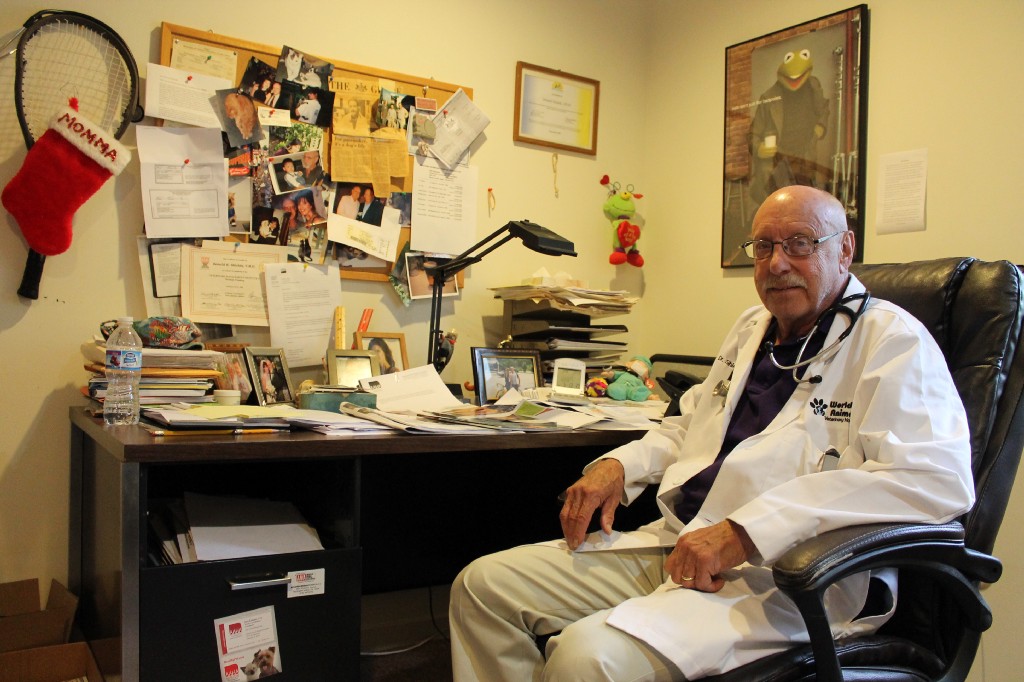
left=184, top=492, right=323, bottom=561
left=489, top=284, right=639, bottom=317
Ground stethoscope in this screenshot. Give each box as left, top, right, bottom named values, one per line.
left=763, top=291, right=873, bottom=385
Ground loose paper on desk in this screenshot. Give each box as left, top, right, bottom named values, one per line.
left=410, top=156, right=476, bottom=254
left=144, top=63, right=233, bottom=128
left=185, top=492, right=323, bottom=561
left=180, top=240, right=289, bottom=326
left=265, top=262, right=342, bottom=367
left=358, top=364, right=463, bottom=412
left=136, top=126, right=229, bottom=238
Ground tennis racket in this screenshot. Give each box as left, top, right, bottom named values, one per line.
left=4, top=10, right=143, bottom=300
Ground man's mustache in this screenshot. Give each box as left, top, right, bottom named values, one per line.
left=763, top=275, right=808, bottom=289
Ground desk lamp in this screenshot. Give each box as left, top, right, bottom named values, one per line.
left=425, top=219, right=576, bottom=373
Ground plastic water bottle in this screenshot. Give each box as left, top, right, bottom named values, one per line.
left=104, top=317, right=144, bottom=426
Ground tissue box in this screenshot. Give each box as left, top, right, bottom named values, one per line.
left=0, top=579, right=78, bottom=653
left=0, top=642, right=102, bottom=681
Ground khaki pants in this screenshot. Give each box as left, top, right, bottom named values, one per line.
left=449, top=544, right=684, bottom=682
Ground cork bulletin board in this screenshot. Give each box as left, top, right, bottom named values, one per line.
left=159, top=22, right=472, bottom=282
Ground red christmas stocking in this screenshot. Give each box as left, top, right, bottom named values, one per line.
left=2, top=102, right=131, bottom=256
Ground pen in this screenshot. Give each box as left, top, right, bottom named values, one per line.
left=147, top=428, right=284, bottom=437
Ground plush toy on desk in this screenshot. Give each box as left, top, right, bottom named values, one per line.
left=600, top=175, right=645, bottom=267
left=600, top=355, right=659, bottom=401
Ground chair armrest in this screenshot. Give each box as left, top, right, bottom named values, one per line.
left=768, top=522, right=1001, bottom=682
left=773, top=521, right=1001, bottom=590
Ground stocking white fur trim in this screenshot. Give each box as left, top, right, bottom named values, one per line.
left=48, top=106, right=131, bottom=175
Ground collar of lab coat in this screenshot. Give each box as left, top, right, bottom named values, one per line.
left=728, top=273, right=867, bottom=432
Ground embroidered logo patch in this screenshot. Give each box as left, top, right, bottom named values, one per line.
left=811, top=398, right=853, bottom=422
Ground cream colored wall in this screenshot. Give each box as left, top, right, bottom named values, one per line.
left=0, top=0, right=1021, bottom=678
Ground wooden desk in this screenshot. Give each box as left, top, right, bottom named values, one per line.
left=68, top=407, right=646, bottom=681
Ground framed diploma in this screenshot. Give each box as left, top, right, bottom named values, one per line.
left=514, top=62, right=599, bottom=155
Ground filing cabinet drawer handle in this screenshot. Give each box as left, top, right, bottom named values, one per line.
left=228, top=574, right=291, bottom=591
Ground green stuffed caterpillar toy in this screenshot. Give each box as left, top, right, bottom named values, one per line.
left=601, top=175, right=645, bottom=267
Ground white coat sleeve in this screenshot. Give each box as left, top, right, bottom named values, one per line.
left=728, top=313, right=975, bottom=565
left=588, top=380, right=706, bottom=505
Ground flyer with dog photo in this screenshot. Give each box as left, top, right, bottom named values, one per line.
left=214, top=605, right=282, bottom=680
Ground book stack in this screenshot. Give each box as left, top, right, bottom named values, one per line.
left=81, top=338, right=226, bottom=407
left=87, top=376, right=215, bottom=405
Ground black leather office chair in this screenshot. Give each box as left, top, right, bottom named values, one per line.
left=706, top=257, right=1024, bottom=682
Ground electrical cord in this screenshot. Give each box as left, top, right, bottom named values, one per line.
left=359, top=584, right=450, bottom=657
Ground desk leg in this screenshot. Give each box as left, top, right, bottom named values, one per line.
left=67, top=421, right=84, bottom=595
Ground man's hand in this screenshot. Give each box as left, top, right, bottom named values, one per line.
left=664, top=520, right=755, bottom=592
left=559, top=459, right=625, bottom=550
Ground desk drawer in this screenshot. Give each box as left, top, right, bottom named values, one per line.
left=139, top=547, right=360, bottom=681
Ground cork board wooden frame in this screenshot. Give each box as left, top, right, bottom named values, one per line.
left=159, top=22, right=472, bottom=282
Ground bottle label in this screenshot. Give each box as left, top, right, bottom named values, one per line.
left=106, top=349, right=143, bottom=371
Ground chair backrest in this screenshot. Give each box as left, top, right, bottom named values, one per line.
left=851, top=257, right=1024, bottom=554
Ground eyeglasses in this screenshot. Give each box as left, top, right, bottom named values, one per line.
left=740, top=231, right=844, bottom=260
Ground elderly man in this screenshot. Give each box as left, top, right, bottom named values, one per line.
left=449, top=186, right=974, bottom=681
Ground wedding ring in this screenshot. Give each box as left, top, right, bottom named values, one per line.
left=680, top=576, right=695, bottom=582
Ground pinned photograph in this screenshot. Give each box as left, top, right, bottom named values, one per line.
left=214, top=88, right=262, bottom=148
left=268, top=123, right=323, bottom=156
left=239, top=56, right=278, bottom=105
left=406, top=252, right=458, bottom=300
left=280, top=82, right=334, bottom=128
left=375, top=88, right=414, bottom=133
left=276, top=46, right=334, bottom=88
left=250, top=206, right=281, bottom=245
left=270, top=154, right=309, bottom=193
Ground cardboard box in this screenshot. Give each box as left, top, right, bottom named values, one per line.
left=0, top=642, right=102, bottom=682
left=0, top=579, right=78, bottom=653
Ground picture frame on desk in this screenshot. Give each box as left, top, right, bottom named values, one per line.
left=354, top=332, right=408, bottom=375
left=207, top=342, right=253, bottom=404
left=244, top=347, right=295, bottom=405
left=471, top=347, right=542, bottom=405
left=326, top=349, right=380, bottom=387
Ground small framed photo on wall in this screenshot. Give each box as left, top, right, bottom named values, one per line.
left=244, top=347, right=295, bottom=405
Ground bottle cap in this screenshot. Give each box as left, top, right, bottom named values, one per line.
left=118, top=316, right=134, bottom=325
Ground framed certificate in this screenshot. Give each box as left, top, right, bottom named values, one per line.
left=514, top=62, right=599, bottom=155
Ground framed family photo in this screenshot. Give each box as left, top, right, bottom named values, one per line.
left=721, top=5, right=868, bottom=268
left=326, top=349, right=380, bottom=387
left=243, top=347, right=295, bottom=406
left=471, top=348, right=542, bottom=405
left=354, top=332, right=409, bottom=375
left=208, top=342, right=253, bottom=404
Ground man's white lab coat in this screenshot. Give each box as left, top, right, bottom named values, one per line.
left=597, top=274, right=974, bottom=677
